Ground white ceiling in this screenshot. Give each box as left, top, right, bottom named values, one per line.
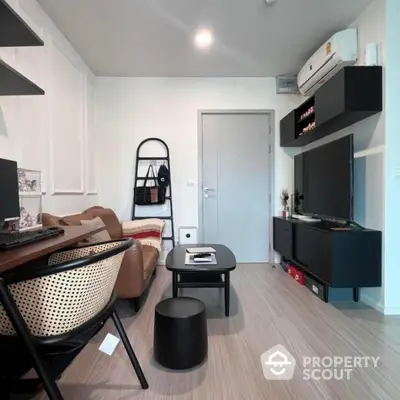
left=37, top=0, right=373, bottom=77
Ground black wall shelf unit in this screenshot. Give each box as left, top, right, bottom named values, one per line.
left=280, top=66, right=383, bottom=148
left=0, top=0, right=45, bottom=96
left=273, top=217, right=382, bottom=302
left=0, top=58, right=44, bottom=95
left=0, top=0, right=43, bottom=46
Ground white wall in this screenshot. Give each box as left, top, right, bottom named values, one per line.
left=297, top=0, right=386, bottom=311
left=0, top=0, right=98, bottom=216
left=352, top=0, right=385, bottom=312
left=95, top=77, right=301, bottom=230
left=384, top=0, right=400, bottom=314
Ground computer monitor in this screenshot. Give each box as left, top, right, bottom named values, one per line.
left=0, top=158, right=20, bottom=224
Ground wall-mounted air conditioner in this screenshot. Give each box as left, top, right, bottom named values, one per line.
left=298, top=29, right=358, bottom=96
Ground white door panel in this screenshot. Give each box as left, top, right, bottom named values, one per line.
left=201, top=113, right=271, bottom=263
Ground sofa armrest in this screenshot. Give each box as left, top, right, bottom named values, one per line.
left=114, top=240, right=145, bottom=299
left=132, top=239, right=144, bottom=265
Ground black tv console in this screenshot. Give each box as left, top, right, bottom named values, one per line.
left=273, top=217, right=382, bottom=302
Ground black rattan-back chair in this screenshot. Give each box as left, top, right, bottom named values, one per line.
left=0, top=238, right=148, bottom=400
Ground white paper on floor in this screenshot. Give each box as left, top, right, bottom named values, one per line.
left=99, top=333, right=120, bottom=356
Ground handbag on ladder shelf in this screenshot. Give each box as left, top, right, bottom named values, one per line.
left=134, top=165, right=166, bottom=206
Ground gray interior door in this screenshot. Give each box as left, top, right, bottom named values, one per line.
left=201, top=112, right=271, bottom=263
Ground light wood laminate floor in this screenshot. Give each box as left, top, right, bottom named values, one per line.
left=36, top=264, right=400, bottom=400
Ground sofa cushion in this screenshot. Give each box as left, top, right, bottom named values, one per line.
left=81, top=217, right=111, bottom=243
left=84, top=207, right=122, bottom=239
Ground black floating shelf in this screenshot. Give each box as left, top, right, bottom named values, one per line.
left=0, top=0, right=44, bottom=47
left=280, top=66, right=383, bottom=148
left=0, top=58, right=44, bottom=95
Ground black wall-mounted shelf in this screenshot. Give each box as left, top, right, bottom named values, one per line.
left=0, top=58, right=44, bottom=95
left=0, top=0, right=43, bottom=46
left=280, top=66, right=383, bottom=148
left=0, top=0, right=45, bottom=95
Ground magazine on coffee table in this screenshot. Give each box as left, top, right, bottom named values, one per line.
left=185, top=253, right=217, bottom=265
left=186, top=247, right=216, bottom=254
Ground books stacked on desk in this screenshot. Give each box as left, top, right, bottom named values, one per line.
left=185, top=247, right=217, bottom=265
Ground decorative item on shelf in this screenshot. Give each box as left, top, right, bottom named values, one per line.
left=18, top=168, right=41, bottom=194
left=19, top=207, right=40, bottom=229
left=17, top=168, right=43, bottom=231
left=302, top=120, right=316, bottom=134
left=299, top=106, right=315, bottom=122
left=18, top=197, right=43, bottom=231
left=280, top=189, right=289, bottom=217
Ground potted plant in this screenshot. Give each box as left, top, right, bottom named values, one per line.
left=281, top=189, right=289, bottom=217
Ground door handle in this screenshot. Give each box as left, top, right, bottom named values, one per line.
left=204, top=187, right=215, bottom=193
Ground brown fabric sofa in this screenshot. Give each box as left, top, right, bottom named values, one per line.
left=42, top=206, right=158, bottom=311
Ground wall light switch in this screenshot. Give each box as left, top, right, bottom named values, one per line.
left=394, top=167, right=400, bottom=178
left=187, top=179, right=195, bottom=187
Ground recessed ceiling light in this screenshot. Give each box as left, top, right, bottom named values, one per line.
left=194, top=29, right=214, bottom=49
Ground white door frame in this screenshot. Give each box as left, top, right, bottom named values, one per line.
left=197, top=110, right=275, bottom=262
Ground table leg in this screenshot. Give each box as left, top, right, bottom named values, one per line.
left=353, top=287, right=360, bottom=302
left=173, top=272, right=178, bottom=297
left=224, top=272, right=230, bottom=317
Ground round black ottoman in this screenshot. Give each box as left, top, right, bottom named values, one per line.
left=154, top=297, right=208, bottom=369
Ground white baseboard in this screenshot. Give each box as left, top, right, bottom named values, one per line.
left=382, top=306, right=400, bottom=316
left=360, top=292, right=400, bottom=315
left=360, top=292, right=385, bottom=314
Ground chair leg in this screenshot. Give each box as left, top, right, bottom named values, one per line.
left=111, top=310, right=149, bottom=390
left=0, top=279, right=64, bottom=400
left=133, top=297, right=141, bottom=312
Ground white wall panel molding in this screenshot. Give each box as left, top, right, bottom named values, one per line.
left=49, top=39, right=85, bottom=195
left=84, top=77, right=98, bottom=194
left=0, top=0, right=98, bottom=214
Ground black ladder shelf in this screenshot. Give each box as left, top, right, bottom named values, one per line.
left=132, top=138, right=175, bottom=247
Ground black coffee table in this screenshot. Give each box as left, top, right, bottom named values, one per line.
left=165, top=245, right=236, bottom=316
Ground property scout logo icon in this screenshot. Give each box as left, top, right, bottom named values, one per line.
left=260, top=344, right=296, bottom=380
left=261, top=344, right=380, bottom=381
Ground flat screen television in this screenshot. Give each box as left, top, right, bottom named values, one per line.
left=294, top=135, right=354, bottom=220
